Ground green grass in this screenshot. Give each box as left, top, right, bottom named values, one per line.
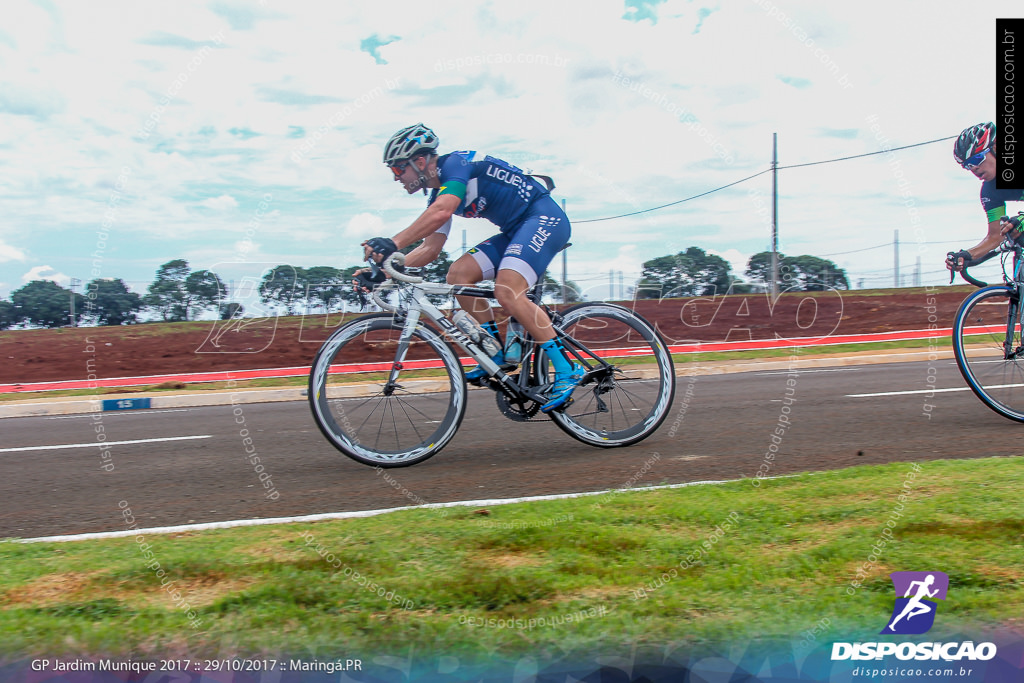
left=1, top=457, right=1021, bottom=660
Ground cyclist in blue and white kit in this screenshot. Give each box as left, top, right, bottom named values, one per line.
left=947, top=122, right=1024, bottom=272
left=359, top=123, right=583, bottom=413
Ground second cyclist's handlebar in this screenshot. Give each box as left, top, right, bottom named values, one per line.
left=952, top=213, right=1024, bottom=287
left=953, top=250, right=1000, bottom=287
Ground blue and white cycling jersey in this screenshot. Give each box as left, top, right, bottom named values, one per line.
left=425, top=150, right=569, bottom=287
left=427, top=151, right=551, bottom=233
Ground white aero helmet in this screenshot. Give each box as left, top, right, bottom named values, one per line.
left=383, top=123, right=438, bottom=165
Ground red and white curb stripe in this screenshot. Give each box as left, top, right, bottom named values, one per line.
left=0, top=326, right=969, bottom=394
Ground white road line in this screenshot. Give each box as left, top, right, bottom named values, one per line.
left=45, top=409, right=194, bottom=420
left=0, top=435, right=212, bottom=454
left=10, top=474, right=807, bottom=544
left=755, top=368, right=856, bottom=376
left=848, top=387, right=978, bottom=398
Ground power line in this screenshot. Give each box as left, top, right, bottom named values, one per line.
left=574, top=134, right=956, bottom=224
left=776, top=135, right=957, bottom=170
left=817, top=242, right=891, bottom=257
left=574, top=169, right=772, bottom=223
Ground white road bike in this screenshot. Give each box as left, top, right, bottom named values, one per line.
left=308, top=253, right=676, bottom=467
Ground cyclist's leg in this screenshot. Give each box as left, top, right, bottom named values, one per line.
left=492, top=197, right=570, bottom=343
left=447, top=234, right=510, bottom=380
left=490, top=200, right=578, bottom=410
left=447, top=234, right=509, bottom=325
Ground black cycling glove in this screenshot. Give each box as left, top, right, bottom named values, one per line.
left=947, top=249, right=973, bottom=270
left=365, top=237, right=397, bottom=261
left=354, top=269, right=386, bottom=292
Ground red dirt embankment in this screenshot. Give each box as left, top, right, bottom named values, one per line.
left=0, top=288, right=972, bottom=384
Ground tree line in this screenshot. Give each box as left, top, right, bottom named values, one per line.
left=0, top=246, right=846, bottom=330
left=0, top=242, right=459, bottom=330
left=635, top=248, right=848, bottom=298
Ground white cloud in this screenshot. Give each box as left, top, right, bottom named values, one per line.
left=1, top=0, right=1022, bottom=297
left=200, top=194, right=239, bottom=210
left=0, top=240, right=27, bottom=263
left=21, top=265, right=68, bottom=286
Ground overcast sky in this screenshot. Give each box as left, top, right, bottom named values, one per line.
left=1, top=0, right=1020, bottom=302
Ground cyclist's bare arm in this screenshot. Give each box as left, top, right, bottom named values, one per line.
left=948, top=219, right=1007, bottom=270
left=404, top=231, right=447, bottom=268
left=970, top=218, right=1012, bottom=257
left=392, top=193, right=461, bottom=250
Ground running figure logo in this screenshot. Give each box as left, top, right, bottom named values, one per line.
left=881, top=571, right=949, bottom=635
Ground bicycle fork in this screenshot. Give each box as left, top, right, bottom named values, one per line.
left=382, top=310, right=422, bottom=396
left=1005, top=294, right=1024, bottom=360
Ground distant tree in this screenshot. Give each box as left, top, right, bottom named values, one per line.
left=540, top=274, right=582, bottom=303
left=304, top=266, right=346, bottom=312
left=0, top=299, right=19, bottom=329
left=219, top=302, right=244, bottom=320
left=636, top=247, right=732, bottom=298
left=184, top=269, right=225, bottom=319
left=729, top=278, right=756, bottom=294
left=144, top=259, right=190, bottom=321
left=745, top=251, right=849, bottom=291
left=259, top=265, right=305, bottom=314
left=11, top=280, right=84, bottom=328
left=783, top=255, right=849, bottom=291
left=84, top=278, right=143, bottom=325
left=745, top=251, right=777, bottom=285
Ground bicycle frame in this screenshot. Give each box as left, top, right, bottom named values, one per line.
left=371, top=255, right=553, bottom=404
left=311, top=252, right=677, bottom=464
left=372, top=253, right=628, bottom=410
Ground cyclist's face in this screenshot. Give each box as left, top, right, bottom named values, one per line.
left=392, top=156, right=433, bottom=194
left=967, top=148, right=997, bottom=181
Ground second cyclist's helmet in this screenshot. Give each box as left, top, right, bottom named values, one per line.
left=953, top=122, right=996, bottom=165
left=383, top=123, right=438, bottom=165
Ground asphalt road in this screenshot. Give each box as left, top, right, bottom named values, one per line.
left=1, top=356, right=1020, bottom=539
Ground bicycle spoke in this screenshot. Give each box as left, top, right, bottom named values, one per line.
left=309, top=314, right=467, bottom=466
left=546, top=304, right=675, bottom=446
left=954, top=287, right=1024, bottom=422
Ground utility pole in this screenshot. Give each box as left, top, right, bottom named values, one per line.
left=69, top=278, right=80, bottom=327
left=619, top=271, right=624, bottom=299
left=894, top=229, right=899, bottom=288
left=771, top=133, right=779, bottom=298
left=609, top=270, right=615, bottom=301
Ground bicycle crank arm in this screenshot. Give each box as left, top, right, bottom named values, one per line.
left=488, top=372, right=547, bottom=404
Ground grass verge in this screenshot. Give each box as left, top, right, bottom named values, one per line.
left=0, top=457, right=1021, bottom=660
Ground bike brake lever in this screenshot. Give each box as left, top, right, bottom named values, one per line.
left=367, top=257, right=382, bottom=279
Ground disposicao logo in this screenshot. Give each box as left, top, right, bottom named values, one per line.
left=831, top=571, right=997, bottom=662
left=881, top=571, right=948, bottom=635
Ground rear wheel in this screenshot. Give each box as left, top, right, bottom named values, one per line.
left=952, top=285, right=1024, bottom=422
left=539, top=303, right=676, bottom=447
left=309, top=313, right=467, bottom=467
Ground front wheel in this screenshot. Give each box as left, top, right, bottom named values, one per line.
left=309, top=313, right=467, bottom=467
left=539, top=303, right=676, bottom=447
left=952, top=285, right=1024, bottom=422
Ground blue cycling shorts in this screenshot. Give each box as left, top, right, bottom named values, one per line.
left=466, top=196, right=570, bottom=287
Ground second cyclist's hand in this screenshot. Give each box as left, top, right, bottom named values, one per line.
left=946, top=249, right=972, bottom=272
